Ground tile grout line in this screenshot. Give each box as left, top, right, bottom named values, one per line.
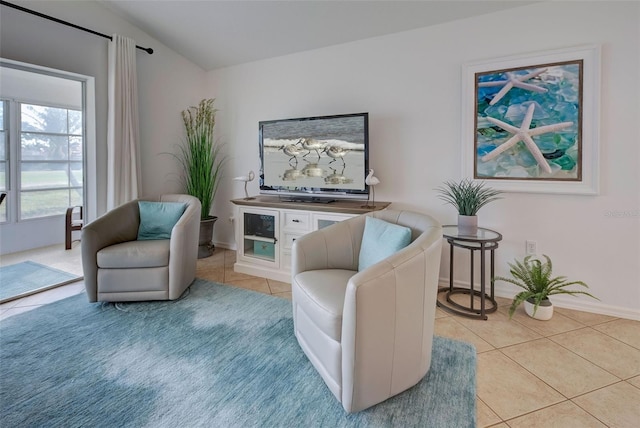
left=546, top=326, right=639, bottom=380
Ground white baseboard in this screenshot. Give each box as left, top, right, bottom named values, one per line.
left=212, top=241, right=234, bottom=251
left=233, top=261, right=290, bottom=283
left=438, top=277, right=640, bottom=321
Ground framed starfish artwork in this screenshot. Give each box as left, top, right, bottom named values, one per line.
left=462, top=45, right=601, bottom=194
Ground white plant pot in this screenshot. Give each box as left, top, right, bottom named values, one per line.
left=457, top=215, right=478, bottom=236
left=524, top=298, right=554, bottom=321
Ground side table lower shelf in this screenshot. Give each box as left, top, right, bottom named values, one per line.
left=436, top=225, right=502, bottom=321
left=437, top=286, right=498, bottom=320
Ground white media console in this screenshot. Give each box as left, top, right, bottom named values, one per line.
left=231, top=196, right=390, bottom=282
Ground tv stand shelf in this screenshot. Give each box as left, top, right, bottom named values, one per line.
left=231, top=197, right=390, bottom=282
left=231, top=196, right=389, bottom=214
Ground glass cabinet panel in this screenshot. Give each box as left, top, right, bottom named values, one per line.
left=242, top=210, right=277, bottom=263
left=313, top=213, right=353, bottom=230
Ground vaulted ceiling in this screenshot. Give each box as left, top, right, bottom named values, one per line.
left=101, top=1, right=536, bottom=71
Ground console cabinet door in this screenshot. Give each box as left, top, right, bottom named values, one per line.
left=312, top=212, right=355, bottom=230
left=238, top=207, right=279, bottom=268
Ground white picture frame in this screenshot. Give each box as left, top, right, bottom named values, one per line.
left=461, top=45, right=601, bottom=195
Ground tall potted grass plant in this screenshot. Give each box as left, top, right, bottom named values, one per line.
left=178, top=99, right=225, bottom=258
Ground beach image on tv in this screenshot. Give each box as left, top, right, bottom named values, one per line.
left=261, top=115, right=366, bottom=190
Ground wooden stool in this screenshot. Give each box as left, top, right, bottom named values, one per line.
left=65, top=206, right=83, bottom=250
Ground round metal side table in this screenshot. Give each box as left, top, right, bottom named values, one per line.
left=437, top=225, right=502, bottom=320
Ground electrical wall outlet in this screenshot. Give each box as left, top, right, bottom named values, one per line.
left=526, top=240, right=537, bottom=255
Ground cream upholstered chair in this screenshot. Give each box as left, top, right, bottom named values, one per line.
left=81, top=194, right=201, bottom=303
left=291, top=209, right=442, bottom=413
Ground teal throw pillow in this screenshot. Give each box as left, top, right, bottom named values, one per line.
left=137, top=201, right=187, bottom=240
left=358, top=216, right=412, bottom=271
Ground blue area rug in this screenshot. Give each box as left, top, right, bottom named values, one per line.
left=0, top=261, right=80, bottom=302
left=0, top=279, right=476, bottom=427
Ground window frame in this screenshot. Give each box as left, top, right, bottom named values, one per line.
left=0, top=58, right=96, bottom=253
left=18, top=101, right=84, bottom=221
left=0, top=99, right=8, bottom=223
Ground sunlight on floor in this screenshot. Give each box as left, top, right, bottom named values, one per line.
left=0, top=242, right=83, bottom=276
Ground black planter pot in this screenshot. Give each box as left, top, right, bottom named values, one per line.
left=198, top=216, right=217, bottom=259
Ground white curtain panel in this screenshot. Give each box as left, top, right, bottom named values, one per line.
left=107, top=34, right=141, bottom=210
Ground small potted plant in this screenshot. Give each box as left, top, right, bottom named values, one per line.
left=495, top=254, right=598, bottom=320
left=176, top=99, right=226, bottom=258
left=435, top=178, right=502, bottom=235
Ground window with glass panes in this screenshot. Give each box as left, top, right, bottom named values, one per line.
left=20, top=103, right=83, bottom=219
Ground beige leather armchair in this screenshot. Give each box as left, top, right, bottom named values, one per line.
left=81, top=194, right=201, bottom=303
left=292, top=209, right=442, bottom=413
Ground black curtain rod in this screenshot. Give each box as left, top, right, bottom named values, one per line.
left=0, top=0, right=153, bottom=54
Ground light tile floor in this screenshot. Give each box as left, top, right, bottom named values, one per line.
left=1, top=247, right=639, bottom=427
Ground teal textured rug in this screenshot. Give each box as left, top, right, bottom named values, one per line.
left=0, top=279, right=476, bottom=427
left=0, top=261, right=80, bottom=302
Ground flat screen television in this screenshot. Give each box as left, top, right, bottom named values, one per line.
left=259, top=112, right=369, bottom=202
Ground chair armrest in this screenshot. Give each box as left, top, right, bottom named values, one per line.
left=81, top=200, right=140, bottom=302
left=340, top=224, right=442, bottom=412
left=164, top=195, right=201, bottom=299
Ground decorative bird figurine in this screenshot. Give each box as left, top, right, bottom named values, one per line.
left=233, top=170, right=255, bottom=200
left=365, top=169, right=380, bottom=208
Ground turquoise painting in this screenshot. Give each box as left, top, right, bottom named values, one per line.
left=474, top=60, right=582, bottom=180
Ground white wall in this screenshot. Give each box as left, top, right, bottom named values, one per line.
left=0, top=0, right=206, bottom=218
left=207, top=1, right=640, bottom=318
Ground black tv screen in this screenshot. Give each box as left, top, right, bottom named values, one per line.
left=259, top=112, right=369, bottom=201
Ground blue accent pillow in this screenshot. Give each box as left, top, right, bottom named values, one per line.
left=358, top=216, right=412, bottom=271
left=137, top=201, right=187, bottom=240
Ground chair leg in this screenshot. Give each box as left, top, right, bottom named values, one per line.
left=66, top=206, right=84, bottom=250
left=65, top=221, right=72, bottom=250
left=65, top=207, right=74, bottom=250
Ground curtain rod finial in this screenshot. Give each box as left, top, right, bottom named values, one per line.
left=137, top=46, right=153, bottom=55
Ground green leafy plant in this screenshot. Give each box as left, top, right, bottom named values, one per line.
left=495, top=254, right=598, bottom=318
left=177, top=99, right=226, bottom=220
left=435, top=178, right=502, bottom=216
